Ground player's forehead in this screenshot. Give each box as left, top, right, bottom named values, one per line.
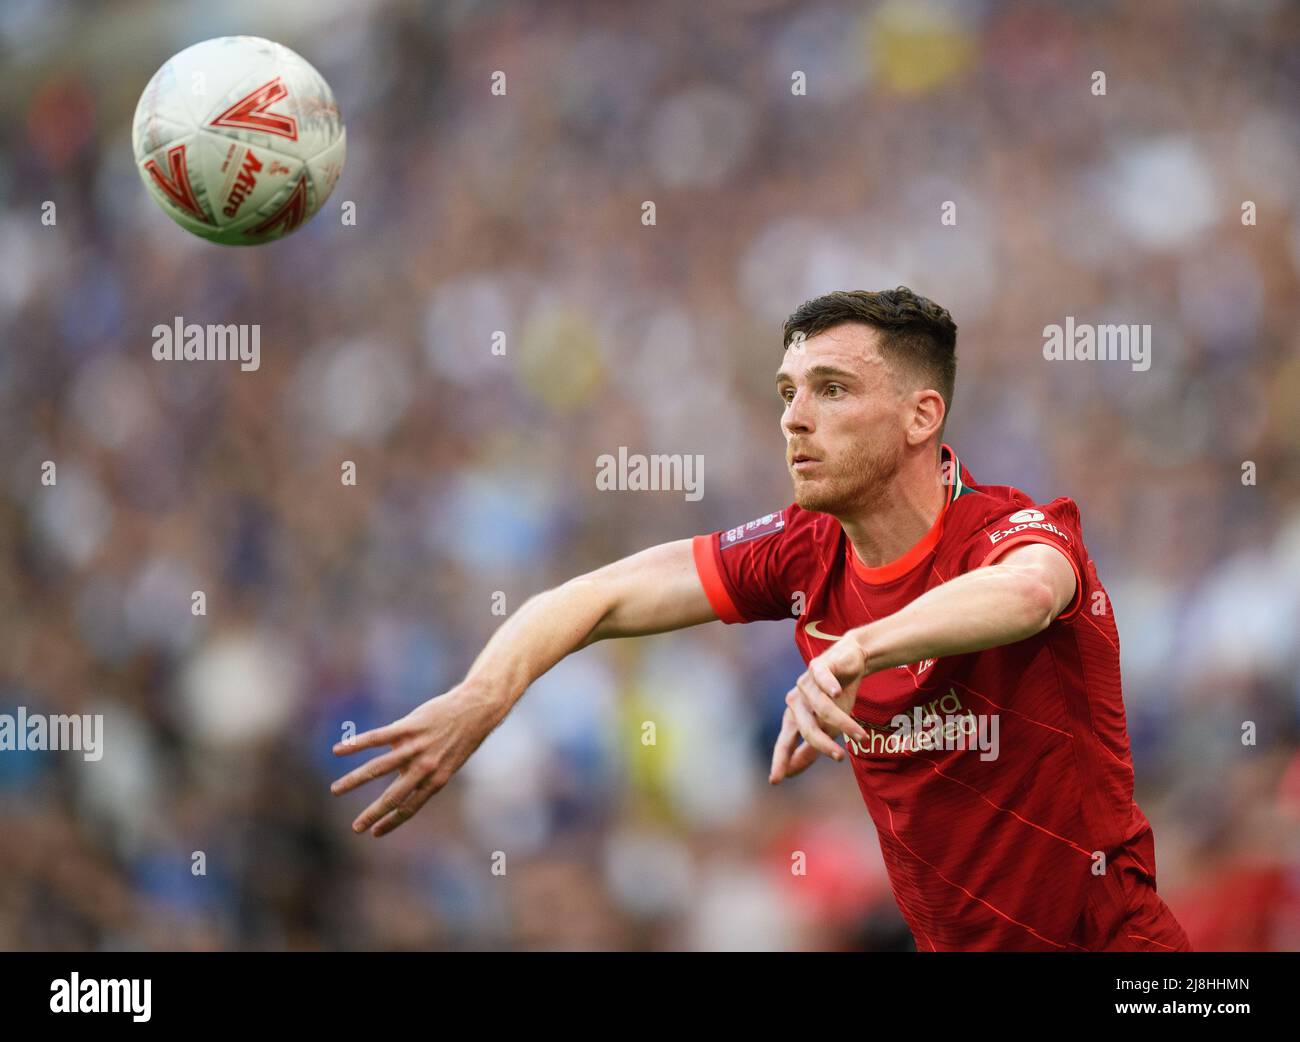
left=775, top=323, right=886, bottom=384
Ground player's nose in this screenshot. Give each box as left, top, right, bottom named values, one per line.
left=782, top=389, right=815, bottom=435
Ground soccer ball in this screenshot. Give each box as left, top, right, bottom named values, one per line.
left=132, top=36, right=345, bottom=245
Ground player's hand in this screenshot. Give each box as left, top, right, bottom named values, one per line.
left=330, top=681, right=502, bottom=836
left=769, top=633, right=871, bottom=784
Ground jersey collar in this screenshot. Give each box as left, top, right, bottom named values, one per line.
left=847, top=443, right=965, bottom=584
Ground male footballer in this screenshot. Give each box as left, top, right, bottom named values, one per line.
left=331, top=286, right=1191, bottom=953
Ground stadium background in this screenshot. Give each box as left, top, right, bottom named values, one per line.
left=1, top=0, right=1298, bottom=950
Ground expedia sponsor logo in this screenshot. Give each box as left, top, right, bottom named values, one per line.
left=223, top=148, right=264, bottom=218
left=988, top=515, right=1068, bottom=546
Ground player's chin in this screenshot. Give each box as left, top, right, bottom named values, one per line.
left=791, top=478, right=833, bottom=512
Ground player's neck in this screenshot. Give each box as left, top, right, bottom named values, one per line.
left=840, top=452, right=947, bottom=570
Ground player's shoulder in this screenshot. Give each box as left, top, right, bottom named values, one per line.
left=942, top=475, right=1085, bottom=551
left=717, top=501, right=835, bottom=552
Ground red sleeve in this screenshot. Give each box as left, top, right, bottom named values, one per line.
left=956, top=497, right=1089, bottom=622
left=692, top=504, right=813, bottom=624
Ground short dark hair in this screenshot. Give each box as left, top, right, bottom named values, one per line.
left=782, top=286, right=958, bottom=436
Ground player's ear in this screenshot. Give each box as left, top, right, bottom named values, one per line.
left=905, top=388, right=945, bottom=447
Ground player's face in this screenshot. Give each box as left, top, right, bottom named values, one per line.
left=775, top=324, right=909, bottom=515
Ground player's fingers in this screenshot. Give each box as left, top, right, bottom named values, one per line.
left=371, top=775, right=442, bottom=837
left=797, top=673, right=867, bottom=742
left=332, top=721, right=405, bottom=756
left=330, top=744, right=412, bottom=796
left=786, top=690, right=843, bottom=761
left=818, top=652, right=863, bottom=708
left=784, top=740, right=825, bottom=778
left=351, top=762, right=430, bottom=834
left=769, top=708, right=802, bottom=783
left=810, top=657, right=843, bottom=698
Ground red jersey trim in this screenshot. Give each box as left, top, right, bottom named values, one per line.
left=979, top=534, right=1085, bottom=621
left=847, top=443, right=959, bottom=585
left=692, top=533, right=744, bottom=624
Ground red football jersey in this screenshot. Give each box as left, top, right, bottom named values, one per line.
left=692, top=444, right=1191, bottom=952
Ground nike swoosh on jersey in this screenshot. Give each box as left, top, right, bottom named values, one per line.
left=804, top=619, right=845, bottom=641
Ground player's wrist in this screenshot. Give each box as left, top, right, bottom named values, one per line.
left=453, top=674, right=516, bottom=728
left=848, top=624, right=876, bottom=677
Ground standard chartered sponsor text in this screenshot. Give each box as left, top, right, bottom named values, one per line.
left=844, top=688, right=1000, bottom=761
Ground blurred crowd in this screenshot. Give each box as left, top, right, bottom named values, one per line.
left=1, top=0, right=1298, bottom=950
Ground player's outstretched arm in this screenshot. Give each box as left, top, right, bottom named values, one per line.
left=331, top=538, right=717, bottom=836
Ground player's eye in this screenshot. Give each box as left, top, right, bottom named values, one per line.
left=825, top=384, right=844, bottom=397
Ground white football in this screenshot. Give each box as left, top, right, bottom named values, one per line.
left=132, top=35, right=346, bottom=245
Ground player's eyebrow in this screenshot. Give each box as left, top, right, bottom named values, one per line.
left=775, top=364, right=859, bottom=387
